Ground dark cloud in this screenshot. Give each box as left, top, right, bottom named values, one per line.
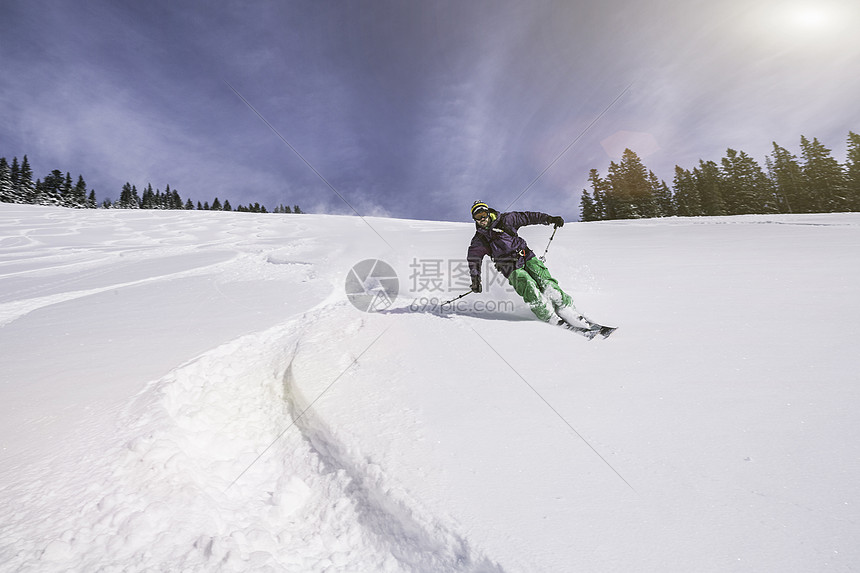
left=3, top=0, right=859, bottom=221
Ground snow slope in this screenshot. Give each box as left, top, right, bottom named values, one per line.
left=1, top=204, right=858, bottom=572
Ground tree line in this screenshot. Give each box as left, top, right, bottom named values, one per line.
left=580, top=132, right=860, bottom=221
left=0, top=155, right=303, bottom=214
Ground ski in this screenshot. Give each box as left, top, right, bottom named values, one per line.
left=554, top=318, right=617, bottom=340
left=565, top=323, right=600, bottom=340
left=596, top=325, right=617, bottom=338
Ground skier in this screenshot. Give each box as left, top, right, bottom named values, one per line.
left=467, top=200, right=613, bottom=337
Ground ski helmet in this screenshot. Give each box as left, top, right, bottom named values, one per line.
left=471, top=200, right=490, bottom=219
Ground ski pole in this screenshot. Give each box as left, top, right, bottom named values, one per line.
left=539, top=224, right=559, bottom=262
left=440, top=290, right=472, bottom=307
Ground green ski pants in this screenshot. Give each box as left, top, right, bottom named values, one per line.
left=507, top=257, right=573, bottom=322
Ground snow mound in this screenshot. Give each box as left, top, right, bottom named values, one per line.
left=3, top=309, right=501, bottom=571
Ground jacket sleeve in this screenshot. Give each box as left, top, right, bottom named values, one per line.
left=467, top=234, right=489, bottom=277
left=503, top=211, right=553, bottom=231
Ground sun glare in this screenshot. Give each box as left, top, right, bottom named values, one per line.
left=787, top=5, right=832, bottom=31
left=757, top=2, right=845, bottom=45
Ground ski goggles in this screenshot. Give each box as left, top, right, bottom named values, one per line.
left=473, top=211, right=490, bottom=222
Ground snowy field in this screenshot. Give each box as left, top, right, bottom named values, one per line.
left=1, top=203, right=858, bottom=572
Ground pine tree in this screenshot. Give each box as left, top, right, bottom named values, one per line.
left=211, top=197, right=222, bottom=211
left=585, top=169, right=607, bottom=220
left=649, top=171, right=674, bottom=217
left=800, top=135, right=848, bottom=212
left=18, top=156, right=36, bottom=204
left=119, top=183, right=132, bottom=208
left=845, top=131, right=860, bottom=211
left=87, top=190, right=97, bottom=208
left=223, top=199, right=232, bottom=211
left=0, top=158, right=13, bottom=203
left=167, top=185, right=182, bottom=210
left=70, top=175, right=88, bottom=208
left=673, top=166, right=701, bottom=216
left=141, top=184, right=155, bottom=209
left=237, top=202, right=268, bottom=213
left=118, top=182, right=140, bottom=208
left=10, top=157, right=20, bottom=192
left=605, top=149, right=655, bottom=219
left=766, top=143, right=804, bottom=213
left=720, top=149, right=777, bottom=214
left=60, top=172, right=73, bottom=207
left=693, top=160, right=726, bottom=216
left=41, top=169, right=65, bottom=206
left=719, top=149, right=744, bottom=214
left=579, top=190, right=598, bottom=221
left=185, top=198, right=194, bottom=210
left=603, top=163, right=623, bottom=219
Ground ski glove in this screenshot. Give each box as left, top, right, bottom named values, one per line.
left=470, top=275, right=482, bottom=293
left=549, top=216, right=564, bottom=227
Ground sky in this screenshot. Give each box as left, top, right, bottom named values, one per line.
left=2, top=0, right=859, bottom=222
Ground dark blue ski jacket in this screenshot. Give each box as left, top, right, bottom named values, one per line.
left=467, top=209, right=555, bottom=279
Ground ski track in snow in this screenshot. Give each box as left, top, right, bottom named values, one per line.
left=0, top=251, right=236, bottom=327
left=2, top=313, right=499, bottom=572
left=0, top=206, right=502, bottom=572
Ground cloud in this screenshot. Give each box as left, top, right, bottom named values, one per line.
left=4, top=0, right=859, bottom=222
